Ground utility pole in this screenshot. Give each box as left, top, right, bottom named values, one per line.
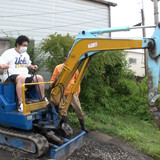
left=141, top=0, right=147, bottom=76
left=144, top=0, right=159, bottom=76
left=151, top=0, right=159, bottom=25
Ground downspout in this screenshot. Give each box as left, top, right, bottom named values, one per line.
left=108, top=5, right=111, bottom=37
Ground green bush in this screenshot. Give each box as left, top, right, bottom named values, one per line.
left=80, top=51, right=151, bottom=121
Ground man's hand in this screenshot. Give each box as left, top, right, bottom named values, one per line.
left=0, top=64, right=9, bottom=69
left=29, top=65, right=38, bottom=70
left=32, top=65, right=38, bottom=70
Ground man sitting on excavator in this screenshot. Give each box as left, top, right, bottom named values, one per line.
left=0, top=35, right=47, bottom=112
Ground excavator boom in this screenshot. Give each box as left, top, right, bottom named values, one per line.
left=50, top=23, right=160, bottom=129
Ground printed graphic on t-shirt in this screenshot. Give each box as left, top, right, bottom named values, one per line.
left=15, top=57, right=28, bottom=68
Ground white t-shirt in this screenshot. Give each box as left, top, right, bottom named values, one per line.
left=0, top=48, right=32, bottom=81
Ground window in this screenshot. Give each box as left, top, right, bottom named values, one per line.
left=129, top=58, right=137, bottom=64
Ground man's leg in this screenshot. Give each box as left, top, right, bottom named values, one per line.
left=70, top=94, right=85, bottom=120
left=62, top=94, right=84, bottom=119
left=16, top=75, right=25, bottom=104
left=33, top=75, right=45, bottom=99
left=71, top=94, right=88, bottom=132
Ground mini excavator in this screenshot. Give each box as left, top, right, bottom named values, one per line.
left=0, top=23, right=160, bottom=159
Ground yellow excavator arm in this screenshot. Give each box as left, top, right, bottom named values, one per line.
left=50, top=39, right=143, bottom=108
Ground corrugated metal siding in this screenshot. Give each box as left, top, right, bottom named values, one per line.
left=0, top=0, right=110, bottom=42
left=54, top=0, right=109, bottom=35
left=0, top=0, right=54, bottom=42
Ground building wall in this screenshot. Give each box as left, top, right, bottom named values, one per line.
left=0, top=38, right=11, bottom=80
left=54, top=0, right=110, bottom=35
left=0, top=0, right=111, bottom=81
left=126, top=51, right=145, bottom=77
left=0, top=0, right=110, bottom=43
left=0, top=0, right=54, bottom=43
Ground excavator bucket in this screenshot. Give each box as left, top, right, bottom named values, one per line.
left=50, top=131, right=86, bottom=160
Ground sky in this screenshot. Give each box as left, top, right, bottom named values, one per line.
left=108, top=0, right=159, bottom=38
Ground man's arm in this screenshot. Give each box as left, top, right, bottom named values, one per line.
left=74, top=70, right=81, bottom=95
left=0, top=64, right=9, bottom=69
left=0, top=51, right=10, bottom=69
left=50, top=67, right=59, bottom=82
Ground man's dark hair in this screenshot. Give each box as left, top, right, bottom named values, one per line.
left=15, top=35, right=29, bottom=47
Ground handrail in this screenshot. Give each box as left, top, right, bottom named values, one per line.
left=22, top=81, right=51, bottom=115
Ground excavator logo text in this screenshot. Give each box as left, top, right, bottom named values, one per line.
left=88, top=42, right=98, bottom=48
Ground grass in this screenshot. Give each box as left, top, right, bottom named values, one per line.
left=68, top=111, right=160, bottom=160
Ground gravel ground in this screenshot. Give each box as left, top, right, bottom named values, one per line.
left=0, top=130, right=157, bottom=160
left=67, top=130, right=157, bottom=160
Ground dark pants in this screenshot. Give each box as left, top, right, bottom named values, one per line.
left=5, top=74, right=34, bottom=84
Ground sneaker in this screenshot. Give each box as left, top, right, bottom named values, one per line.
left=41, top=97, right=48, bottom=102
left=18, top=102, right=23, bottom=113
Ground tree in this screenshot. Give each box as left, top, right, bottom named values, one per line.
left=40, top=33, right=75, bottom=73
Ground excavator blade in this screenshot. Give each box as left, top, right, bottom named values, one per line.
left=50, top=131, right=86, bottom=160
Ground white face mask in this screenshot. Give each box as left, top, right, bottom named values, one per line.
left=19, top=46, right=27, bottom=53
